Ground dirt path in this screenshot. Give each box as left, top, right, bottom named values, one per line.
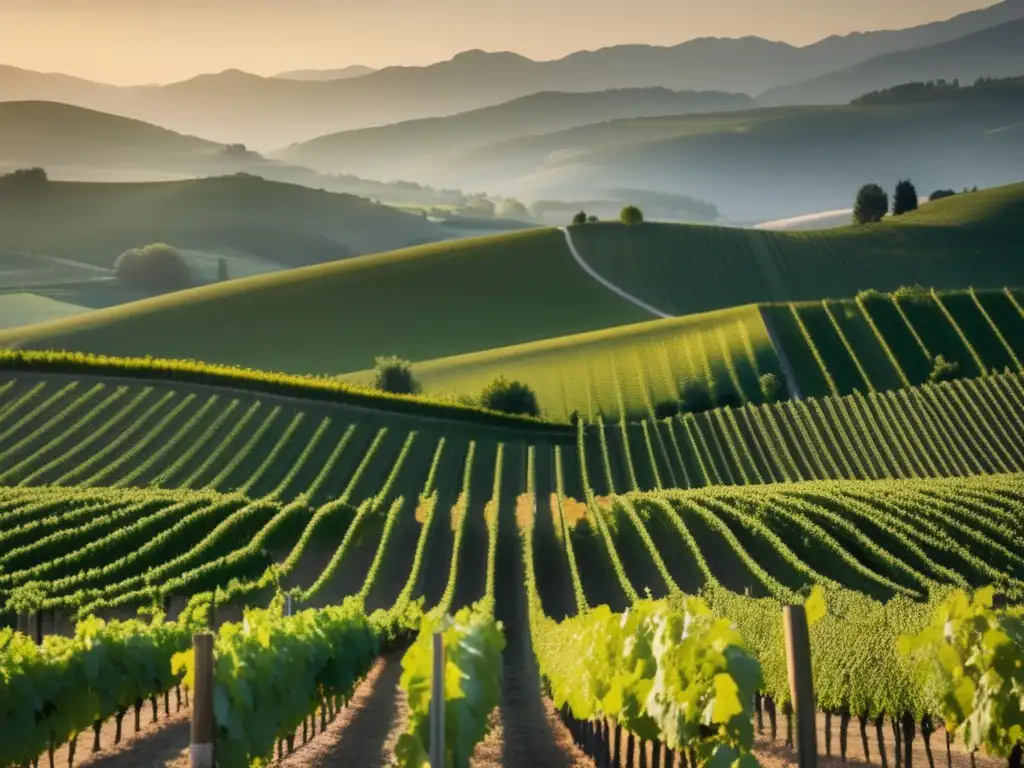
left=471, top=491, right=595, bottom=768
left=42, top=703, right=190, bottom=768
left=558, top=227, right=672, bottom=319
left=277, top=652, right=408, bottom=767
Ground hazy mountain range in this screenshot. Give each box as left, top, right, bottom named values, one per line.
left=1, top=0, right=1021, bottom=148
left=277, top=88, right=756, bottom=179
left=272, top=65, right=376, bottom=81
left=760, top=16, right=1024, bottom=104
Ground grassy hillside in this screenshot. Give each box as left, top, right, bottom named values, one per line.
left=568, top=184, right=1024, bottom=316
left=3, top=183, right=1021, bottom=378
left=765, top=287, right=1024, bottom=398
left=0, top=230, right=650, bottom=375
left=0, top=101, right=221, bottom=168
left=343, top=305, right=780, bottom=421
left=457, top=89, right=1024, bottom=220
left=0, top=174, right=444, bottom=271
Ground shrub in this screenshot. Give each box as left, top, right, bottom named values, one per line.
left=892, top=284, right=931, bottom=304
left=587, top=214, right=599, bottom=223
left=572, top=210, right=588, bottom=225
left=893, top=179, right=919, bottom=216
left=678, top=380, right=713, bottom=414
left=653, top=400, right=681, bottom=420
left=620, top=205, right=644, bottom=226
left=929, top=355, right=960, bottom=383
left=480, top=376, right=540, bottom=417
left=929, top=189, right=957, bottom=202
left=853, top=183, right=888, bottom=224
left=371, top=356, right=421, bottom=395
left=716, top=391, right=742, bottom=409
left=759, top=373, right=786, bottom=403
left=114, top=243, right=192, bottom=292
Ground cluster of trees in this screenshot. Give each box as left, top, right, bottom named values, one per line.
left=653, top=372, right=786, bottom=419
left=114, top=243, right=193, bottom=293
left=854, top=76, right=1024, bottom=105
left=853, top=180, right=919, bottom=224
left=371, top=357, right=541, bottom=417
left=0, top=167, right=48, bottom=185
left=570, top=206, right=645, bottom=226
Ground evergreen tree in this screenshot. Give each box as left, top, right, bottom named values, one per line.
left=853, top=183, right=889, bottom=224
left=892, top=179, right=919, bottom=216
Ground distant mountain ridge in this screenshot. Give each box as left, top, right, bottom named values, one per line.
left=279, top=87, right=755, bottom=178
left=759, top=16, right=1024, bottom=104
left=0, top=0, right=1021, bottom=147
left=273, top=65, right=376, bottom=81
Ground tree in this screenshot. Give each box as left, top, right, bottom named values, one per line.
left=0, top=167, right=48, bottom=184
left=217, top=257, right=229, bottom=282
left=572, top=210, right=588, bottom=225
left=759, top=372, right=786, bottom=403
left=587, top=215, right=599, bottom=223
left=620, top=205, right=644, bottom=226
left=892, top=179, right=919, bottom=216
left=114, top=243, right=192, bottom=293
left=371, top=355, right=421, bottom=395
left=853, top=183, right=888, bottom=224
left=678, top=380, right=713, bottom=414
left=480, top=377, right=540, bottom=417
left=929, top=189, right=957, bottom=202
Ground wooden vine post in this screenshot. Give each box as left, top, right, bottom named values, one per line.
left=191, top=633, right=215, bottom=768
left=430, top=631, right=446, bottom=768
left=784, top=604, right=818, bottom=768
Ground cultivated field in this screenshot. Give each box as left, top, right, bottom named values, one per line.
left=344, top=304, right=780, bottom=420
left=766, top=287, right=1024, bottom=397
left=2, top=354, right=1022, bottom=766
left=5, top=183, right=1024, bottom=768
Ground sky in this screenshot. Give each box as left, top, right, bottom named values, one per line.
left=0, top=0, right=999, bottom=85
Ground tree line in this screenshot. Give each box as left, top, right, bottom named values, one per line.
left=852, top=180, right=977, bottom=225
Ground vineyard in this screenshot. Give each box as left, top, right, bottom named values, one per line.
left=766, top=287, right=1024, bottom=398
left=346, top=304, right=781, bottom=421
left=3, top=347, right=1024, bottom=766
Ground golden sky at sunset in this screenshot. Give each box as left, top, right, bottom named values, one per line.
left=0, top=0, right=999, bottom=84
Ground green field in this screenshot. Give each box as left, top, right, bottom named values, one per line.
left=0, top=293, right=91, bottom=330
left=5, top=184, right=1024, bottom=766
left=2, top=347, right=1023, bottom=765
left=0, top=174, right=443, bottom=271
left=568, top=183, right=1024, bottom=317
left=0, top=229, right=650, bottom=375
left=2, top=362, right=1024, bottom=624
left=3, top=182, right=1020, bottom=386
left=344, top=304, right=780, bottom=420
left=766, top=287, right=1024, bottom=398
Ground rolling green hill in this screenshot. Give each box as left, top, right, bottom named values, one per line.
left=0, top=230, right=650, bottom=375
left=567, top=184, right=1024, bottom=316
left=0, top=174, right=444, bottom=272
left=0, top=101, right=221, bottom=168
left=3, top=182, right=1022, bottom=380
left=342, top=305, right=780, bottom=421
